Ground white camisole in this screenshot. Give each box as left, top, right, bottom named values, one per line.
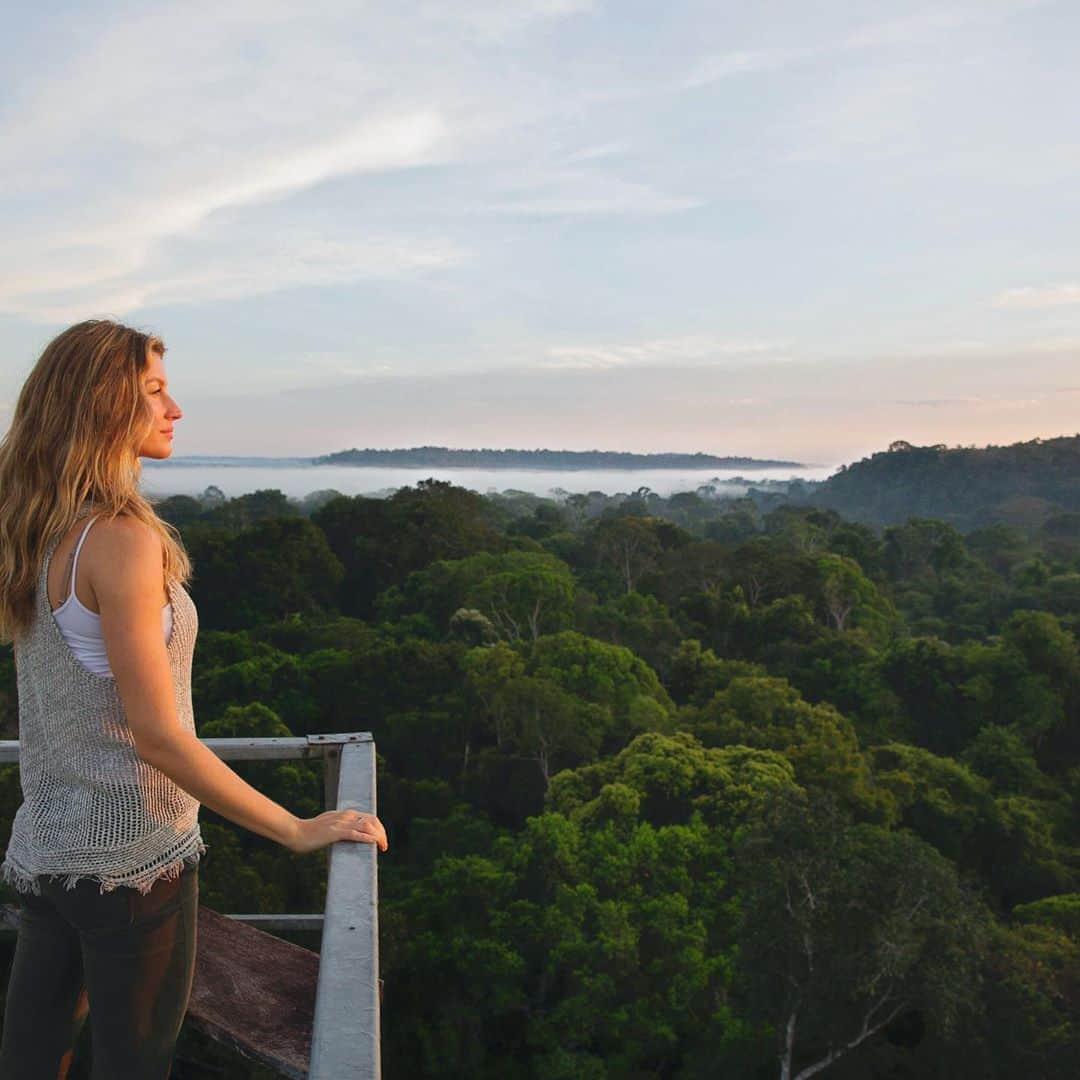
left=51, top=516, right=173, bottom=677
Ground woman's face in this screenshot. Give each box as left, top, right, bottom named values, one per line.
left=137, top=347, right=182, bottom=460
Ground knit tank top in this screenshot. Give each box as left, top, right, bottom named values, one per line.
left=1, top=517, right=206, bottom=896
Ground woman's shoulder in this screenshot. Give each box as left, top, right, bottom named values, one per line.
left=83, top=513, right=166, bottom=578
left=89, top=512, right=162, bottom=550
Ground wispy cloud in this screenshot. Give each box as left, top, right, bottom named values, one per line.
left=2, top=229, right=467, bottom=324
left=0, top=111, right=456, bottom=318
left=542, top=336, right=793, bottom=370
left=561, top=142, right=632, bottom=163
left=682, top=47, right=815, bottom=89
left=491, top=171, right=699, bottom=216
left=895, top=397, right=984, bottom=407
left=423, top=0, right=596, bottom=42
left=0, top=0, right=650, bottom=320
left=683, top=1, right=1045, bottom=89
left=995, top=284, right=1080, bottom=309
left=118, top=113, right=449, bottom=245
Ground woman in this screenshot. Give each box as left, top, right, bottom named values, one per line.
left=0, top=320, right=387, bottom=1079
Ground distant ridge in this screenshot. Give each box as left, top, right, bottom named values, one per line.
left=313, top=446, right=806, bottom=470
left=811, top=434, right=1080, bottom=528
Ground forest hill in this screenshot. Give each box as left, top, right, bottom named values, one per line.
left=808, top=433, right=1080, bottom=530
left=313, top=446, right=805, bottom=470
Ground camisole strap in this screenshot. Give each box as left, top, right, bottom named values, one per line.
left=67, top=516, right=101, bottom=603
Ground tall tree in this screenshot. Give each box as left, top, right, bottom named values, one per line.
left=735, top=792, right=988, bottom=1080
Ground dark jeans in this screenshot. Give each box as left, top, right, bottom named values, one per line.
left=0, top=864, right=197, bottom=1080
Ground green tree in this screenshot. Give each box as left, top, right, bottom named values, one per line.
left=1000, top=611, right=1079, bottom=751
left=883, top=518, right=970, bottom=583
left=582, top=590, right=683, bottom=681
left=735, top=792, right=989, bottom=1080
left=961, top=724, right=1049, bottom=796
left=385, top=853, right=525, bottom=1078
left=676, top=584, right=751, bottom=658
left=466, top=552, right=576, bottom=642
left=547, top=731, right=797, bottom=834
left=200, top=488, right=297, bottom=530
left=448, top=607, right=499, bottom=646
left=312, top=482, right=504, bottom=618
left=981, top=922, right=1080, bottom=1077
left=588, top=516, right=664, bottom=595
left=764, top=505, right=832, bottom=554
left=666, top=639, right=765, bottom=707
left=704, top=503, right=761, bottom=546
left=388, top=479, right=505, bottom=572
left=965, top=521, right=1030, bottom=577
left=186, top=517, right=344, bottom=630
left=379, top=551, right=575, bottom=643
left=814, top=552, right=894, bottom=640
left=685, top=675, right=891, bottom=821
left=650, top=540, right=730, bottom=608
left=869, top=743, right=994, bottom=866
left=727, top=537, right=816, bottom=609
left=879, top=637, right=980, bottom=756
left=1013, top=892, right=1080, bottom=936
left=462, top=641, right=527, bottom=751
left=828, top=521, right=885, bottom=578
left=498, top=676, right=606, bottom=788
left=510, top=809, right=738, bottom=1078
left=528, top=630, right=674, bottom=748
left=154, top=493, right=205, bottom=528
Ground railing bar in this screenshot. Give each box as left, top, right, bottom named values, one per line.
left=204, top=738, right=316, bottom=761
left=0, top=737, right=360, bottom=764
left=0, top=736, right=372, bottom=765
left=323, top=748, right=341, bottom=811
left=308, top=740, right=380, bottom=1080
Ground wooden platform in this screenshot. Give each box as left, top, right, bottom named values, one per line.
left=187, top=905, right=318, bottom=1079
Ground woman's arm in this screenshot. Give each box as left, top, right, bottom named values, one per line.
left=93, top=517, right=387, bottom=854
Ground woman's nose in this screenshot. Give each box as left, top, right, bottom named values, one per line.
left=166, top=396, right=183, bottom=420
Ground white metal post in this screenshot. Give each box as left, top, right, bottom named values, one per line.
left=308, top=737, right=380, bottom=1080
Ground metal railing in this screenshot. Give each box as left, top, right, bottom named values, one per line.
left=0, top=733, right=381, bottom=1080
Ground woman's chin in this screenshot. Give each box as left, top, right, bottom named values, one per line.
left=139, top=442, right=174, bottom=461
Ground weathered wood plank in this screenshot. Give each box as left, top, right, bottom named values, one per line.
left=226, top=913, right=324, bottom=932
left=188, top=906, right=318, bottom=1080
left=0, top=911, right=325, bottom=935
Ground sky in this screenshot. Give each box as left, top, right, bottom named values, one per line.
left=1, top=0, right=1079, bottom=468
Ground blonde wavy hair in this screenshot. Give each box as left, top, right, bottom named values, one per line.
left=0, top=319, right=191, bottom=640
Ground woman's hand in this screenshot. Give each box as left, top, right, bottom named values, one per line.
left=287, top=809, right=389, bottom=854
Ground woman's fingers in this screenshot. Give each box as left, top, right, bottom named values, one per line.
left=338, top=810, right=388, bottom=850
left=291, top=811, right=388, bottom=854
